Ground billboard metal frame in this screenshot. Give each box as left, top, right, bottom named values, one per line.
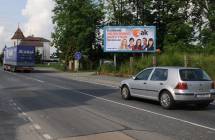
left=103, top=26, right=156, bottom=53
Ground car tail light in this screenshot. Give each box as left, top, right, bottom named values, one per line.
left=175, top=82, right=188, bottom=90
left=212, top=81, right=215, bottom=89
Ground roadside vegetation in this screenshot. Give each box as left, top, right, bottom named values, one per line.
left=36, top=63, right=65, bottom=71
left=51, top=0, right=215, bottom=78
left=98, top=52, right=215, bottom=79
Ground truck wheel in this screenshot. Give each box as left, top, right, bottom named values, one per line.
left=27, top=70, right=31, bottom=73
left=8, top=65, right=11, bottom=71
left=4, top=65, right=8, bottom=71
left=3, top=65, right=6, bottom=71
left=11, top=67, right=16, bottom=72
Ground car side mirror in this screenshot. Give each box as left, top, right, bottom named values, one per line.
left=132, top=76, right=136, bottom=80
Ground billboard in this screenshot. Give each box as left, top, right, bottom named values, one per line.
left=104, top=26, right=156, bottom=53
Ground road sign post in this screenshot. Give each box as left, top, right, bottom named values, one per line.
left=74, top=52, right=82, bottom=72
left=114, top=54, right=117, bottom=68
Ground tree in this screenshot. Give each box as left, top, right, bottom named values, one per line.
left=52, top=0, right=104, bottom=69
left=0, top=46, right=6, bottom=65
left=105, top=0, right=194, bottom=49
left=190, top=0, right=215, bottom=49
left=0, top=52, right=3, bottom=65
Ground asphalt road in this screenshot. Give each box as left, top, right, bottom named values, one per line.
left=0, top=69, right=215, bottom=140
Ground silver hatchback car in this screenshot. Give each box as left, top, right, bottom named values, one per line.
left=120, top=67, right=215, bottom=109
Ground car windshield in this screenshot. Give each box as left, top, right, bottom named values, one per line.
left=179, top=69, right=211, bottom=81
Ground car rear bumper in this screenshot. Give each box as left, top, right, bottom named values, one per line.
left=174, top=93, right=215, bottom=102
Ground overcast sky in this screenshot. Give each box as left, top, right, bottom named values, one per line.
left=0, top=0, right=55, bottom=53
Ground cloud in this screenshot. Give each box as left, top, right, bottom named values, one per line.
left=22, top=0, right=54, bottom=38
left=0, top=26, right=4, bottom=37
left=0, top=25, right=7, bottom=51
left=0, top=25, right=16, bottom=52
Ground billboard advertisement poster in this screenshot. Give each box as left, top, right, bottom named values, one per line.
left=104, top=26, right=156, bottom=53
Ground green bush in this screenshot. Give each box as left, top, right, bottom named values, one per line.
left=129, top=56, right=152, bottom=75
left=99, top=64, right=116, bottom=74
left=36, top=63, right=65, bottom=71
left=98, top=53, right=215, bottom=79
left=157, top=53, right=184, bottom=66
left=190, top=54, right=215, bottom=79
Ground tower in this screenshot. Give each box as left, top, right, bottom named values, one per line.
left=11, top=25, right=25, bottom=46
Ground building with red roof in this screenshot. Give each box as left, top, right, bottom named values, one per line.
left=11, top=26, right=50, bottom=61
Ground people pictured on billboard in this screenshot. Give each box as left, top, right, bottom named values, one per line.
left=147, top=38, right=155, bottom=51
left=120, top=39, right=128, bottom=50
left=128, top=38, right=135, bottom=49
left=105, top=26, right=156, bottom=52
left=142, top=38, right=148, bottom=50
left=133, top=39, right=142, bottom=50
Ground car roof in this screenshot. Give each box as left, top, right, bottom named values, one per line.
left=147, top=66, right=201, bottom=70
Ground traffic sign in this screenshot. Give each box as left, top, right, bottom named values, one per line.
left=74, top=52, right=82, bottom=60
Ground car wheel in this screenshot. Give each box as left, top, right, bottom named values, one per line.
left=121, top=85, right=131, bottom=100
left=160, top=91, right=174, bottom=109
left=196, top=102, right=211, bottom=109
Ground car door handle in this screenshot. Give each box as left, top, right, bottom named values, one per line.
left=144, top=82, right=147, bottom=84
left=160, top=83, right=164, bottom=85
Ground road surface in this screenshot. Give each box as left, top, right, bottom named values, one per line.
left=0, top=68, right=215, bottom=140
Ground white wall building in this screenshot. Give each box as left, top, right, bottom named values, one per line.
left=11, top=27, right=51, bottom=61
left=20, top=36, right=51, bottom=61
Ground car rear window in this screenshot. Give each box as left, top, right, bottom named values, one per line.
left=150, top=69, right=168, bottom=81
left=179, top=69, right=211, bottom=81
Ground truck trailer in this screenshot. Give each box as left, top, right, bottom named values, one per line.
left=3, top=45, right=35, bottom=72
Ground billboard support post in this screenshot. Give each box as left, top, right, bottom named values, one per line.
left=184, top=54, right=190, bottom=67
left=129, top=57, right=134, bottom=74
left=141, top=53, right=144, bottom=59
left=153, top=55, right=157, bottom=67
left=114, top=54, right=117, bottom=68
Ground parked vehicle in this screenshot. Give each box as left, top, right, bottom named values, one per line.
left=3, top=45, right=35, bottom=72
left=120, top=67, right=215, bottom=109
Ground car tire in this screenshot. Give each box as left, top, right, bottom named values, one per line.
left=121, top=85, right=131, bottom=100
left=160, top=91, right=174, bottom=109
left=196, top=101, right=211, bottom=109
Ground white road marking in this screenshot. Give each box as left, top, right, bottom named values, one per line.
left=22, top=112, right=27, bottom=116
left=33, top=124, right=41, bottom=130
left=2, top=69, right=215, bottom=132
left=52, top=84, right=70, bottom=90
left=13, top=107, right=18, bottom=111
left=30, top=125, right=35, bottom=130
left=1, top=70, right=17, bottom=75
left=49, top=83, right=215, bottom=132
left=211, top=101, right=215, bottom=105
left=70, top=78, right=118, bottom=88
left=2, top=68, right=117, bottom=87
left=43, top=134, right=52, bottom=140
left=23, top=118, right=28, bottom=122
left=28, top=117, right=33, bottom=122
left=1, top=69, right=45, bottom=83
left=9, top=102, right=14, bottom=106
left=17, top=107, right=22, bottom=111
left=26, top=77, right=45, bottom=83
